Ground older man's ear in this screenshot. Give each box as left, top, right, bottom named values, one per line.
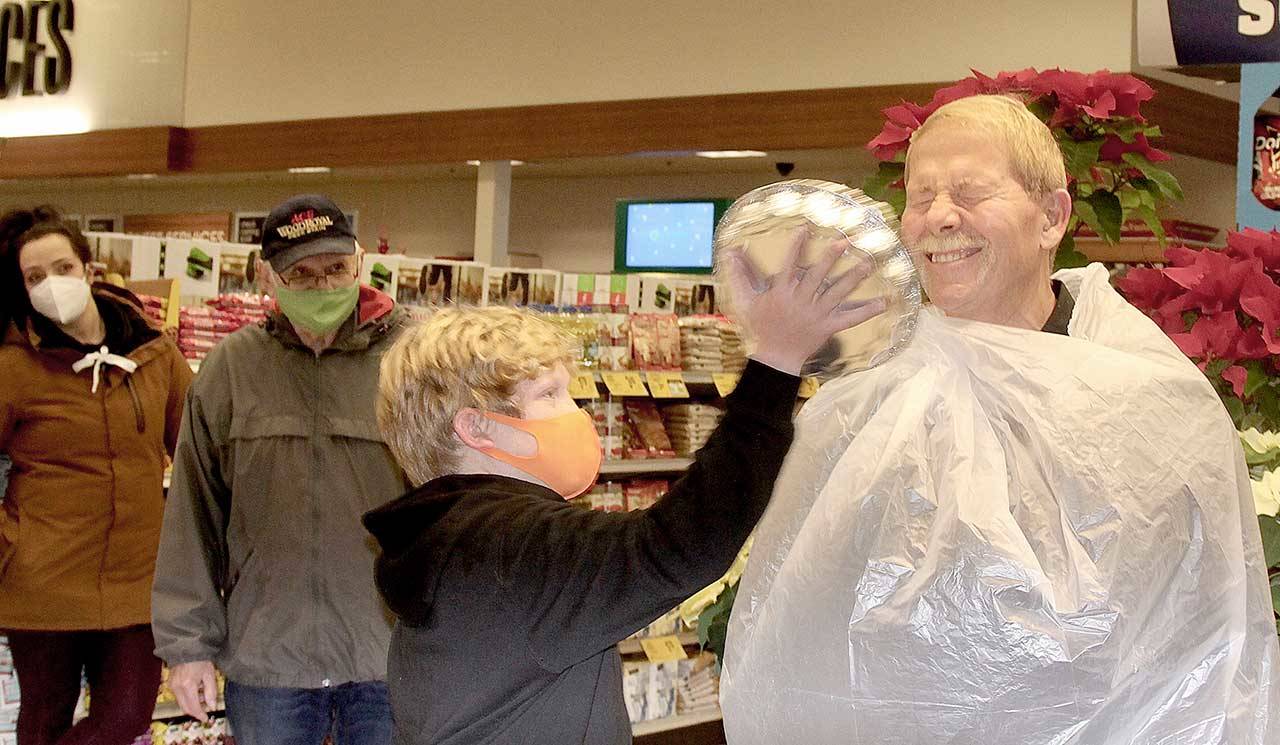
left=1040, top=189, right=1073, bottom=253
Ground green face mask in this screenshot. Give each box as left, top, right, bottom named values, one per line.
left=275, top=284, right=359, bottom=335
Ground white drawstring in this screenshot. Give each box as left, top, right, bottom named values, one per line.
left=71, top=346, right=138, bottom=393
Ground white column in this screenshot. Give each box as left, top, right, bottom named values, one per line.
left=473, top=160, right=512, bottom=265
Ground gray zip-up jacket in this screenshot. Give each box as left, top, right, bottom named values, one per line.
left=152, top=287, right=408, bottom=688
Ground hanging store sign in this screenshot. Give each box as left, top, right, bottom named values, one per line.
left=1138, top=0, right=1280, bottom=66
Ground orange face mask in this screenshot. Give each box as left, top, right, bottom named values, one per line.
left=477, top=408, right=603, bottom=499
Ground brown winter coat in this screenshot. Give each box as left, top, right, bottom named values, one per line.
left=0, top=286, right=192, bottom=630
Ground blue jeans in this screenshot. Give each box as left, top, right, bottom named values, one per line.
left=225, top=680, right=392, bottom=745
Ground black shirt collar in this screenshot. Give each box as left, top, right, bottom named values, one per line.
left=1041, top=280, right=1075, bottom=336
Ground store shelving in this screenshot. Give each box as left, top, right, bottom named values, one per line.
left=632, top=709, right=723, bottom=737
left=152, top=700, right=225, bottom=722
left=617, top=631, right=699, bottom=656
left=599, top=458, right=693, bottom=476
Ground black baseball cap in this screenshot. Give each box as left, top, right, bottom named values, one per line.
left=261, top=194, right=357, bottom=272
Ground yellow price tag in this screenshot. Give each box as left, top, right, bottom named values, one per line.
left=568, top=372, right=599, bottom=399
left=639, top=635, right=689, bottom=663
left=711, top=372, right=740, bottom=397
left=601, top=371, right=649, bottom=397
left=798, top=377, right=820, bottom=399
left=645, top=371, right=689, bottom=399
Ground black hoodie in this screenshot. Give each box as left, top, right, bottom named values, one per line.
left=363, top=360, right=800, bottom=745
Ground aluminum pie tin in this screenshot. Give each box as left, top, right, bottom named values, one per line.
left=713, top=179, right=922, bottom=380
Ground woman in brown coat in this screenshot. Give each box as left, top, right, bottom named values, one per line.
left=0, top=206, right=193, bottom=745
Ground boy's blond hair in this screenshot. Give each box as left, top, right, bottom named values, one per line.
left=378, top=306, right=577, bottom=486
left=907, top=94, right=1068, bottom=198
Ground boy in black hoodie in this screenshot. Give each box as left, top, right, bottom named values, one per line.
left=363, top=236, right=884, bottom=745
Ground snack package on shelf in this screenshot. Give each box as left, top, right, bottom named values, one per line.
left=647, top=661, right=679, bottom=721
left=0, top=637, right=15, bottom=743
left=623, top=480, right=669, bottom=511
left=596, top=311, right=633, bottom=371
left=630, top=314, right=681, bottom=371
left=662, top=403, right=725, bottom=456
left=719, top=317, right=747, bottom=373
left=150, top=717, right=229, bottom=744
left=623, top=662, right=649, bottom=724
left=176, top=294, right=270, bottom=362
left=586, top=482, right=626, bottom=513
left=583, top=400, right=626, bottom=460
left=542, top=308, right=602, bottom=370
left=623, top=400, right=676, bottom=459
left=621, top=655, right=707, bottom=724
left=677, top=653, right=722, bottom=714
left=135, top=294, right=168, bottom=329
left=678, top=315, right=723, bottom=372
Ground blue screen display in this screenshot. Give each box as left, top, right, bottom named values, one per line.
left=625, top=202, right=715, bottom=269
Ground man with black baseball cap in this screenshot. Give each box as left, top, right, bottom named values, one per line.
left=152, top=194, right=408, bottom=744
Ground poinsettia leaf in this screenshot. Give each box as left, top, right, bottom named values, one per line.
left=863, top=162, right=905, bottom=202
left=1260, top=516, right=1280, bottom=569
left=1025, top=99, right=1054, bottom=123
left=1059, top=137, right=1105, bottom=181
left=1134, top=203, right=1167, bottom=244
left=1074, top=200, right=1105, bottom=242
left=1145, top=124, right=1163, bottom=138
left=695, top=581, right=738, bottom=669
left=1118, top=188, right=1141, bottom=211
left=1225, top=395, right=1247, bottom=425
left=1083, top=191, right=1123, bottom=243
left=1122, top=152, right=1184, bottom=201
left=1247, top=362, right=1272, bottom=397
left=1129, top=178, right=1160, bottom=209
left=1054, top=245, right=1090, bottom=270
left=1108, top=120, right=1145, bottom=143
left=885, top=189, right=906, bottom=220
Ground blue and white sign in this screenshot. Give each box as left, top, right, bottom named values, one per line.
left=1139, top=0, right=1280, bottom=66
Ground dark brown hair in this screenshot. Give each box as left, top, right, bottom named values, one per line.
left=0, top=205, right=92, bottom=329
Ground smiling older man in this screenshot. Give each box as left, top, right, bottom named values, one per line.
left=721, top=95, right=1279, bottom=745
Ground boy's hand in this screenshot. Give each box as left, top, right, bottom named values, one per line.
left=723, top=230, right=887, bottom=376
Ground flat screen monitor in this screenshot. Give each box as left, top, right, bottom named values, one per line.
left=614, top=198, right=730, bottom=274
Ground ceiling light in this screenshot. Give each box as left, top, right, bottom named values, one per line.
left=695, top=150, right=768, bottom=159
left=126, top=173, right=158, bottom=180
left=466, top=160, right=525, bottom=166
left=288, top=166, right=331, bottom=174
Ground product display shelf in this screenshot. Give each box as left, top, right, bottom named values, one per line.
left=586, top=371, right=724, bottom=386
left=152, top=699, right=225, bottom=722
left=617, top=631, right=699, bottom=656
left=632, top=709, right=724, bottom=739
left=598, top=458, right=693, bottom=476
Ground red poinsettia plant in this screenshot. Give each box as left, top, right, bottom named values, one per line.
left=1117, top=229, right=1280, bottom=431
left=864, top=68, right=1183, bottom=269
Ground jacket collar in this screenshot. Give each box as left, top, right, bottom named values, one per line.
left=6, top=284, right=170, bottom=368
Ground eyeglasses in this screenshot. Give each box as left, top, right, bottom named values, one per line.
left=278, top=262, right=358, bottom=290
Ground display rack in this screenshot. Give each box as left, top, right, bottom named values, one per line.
left=617, top=631, right=699, bottom=656
left=599, top=459, right=693, bottom=476
left=633, top=709, right=723, bottom=737
left=1075, top=236, right=1216, bottom=264
left=152, top=699, right=225, bottom=721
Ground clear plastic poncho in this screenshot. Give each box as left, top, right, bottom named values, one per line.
left=721, top=265, right=1280, bottom=744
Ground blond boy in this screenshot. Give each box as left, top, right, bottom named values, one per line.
left=364, top=239, right=884, bottom=744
